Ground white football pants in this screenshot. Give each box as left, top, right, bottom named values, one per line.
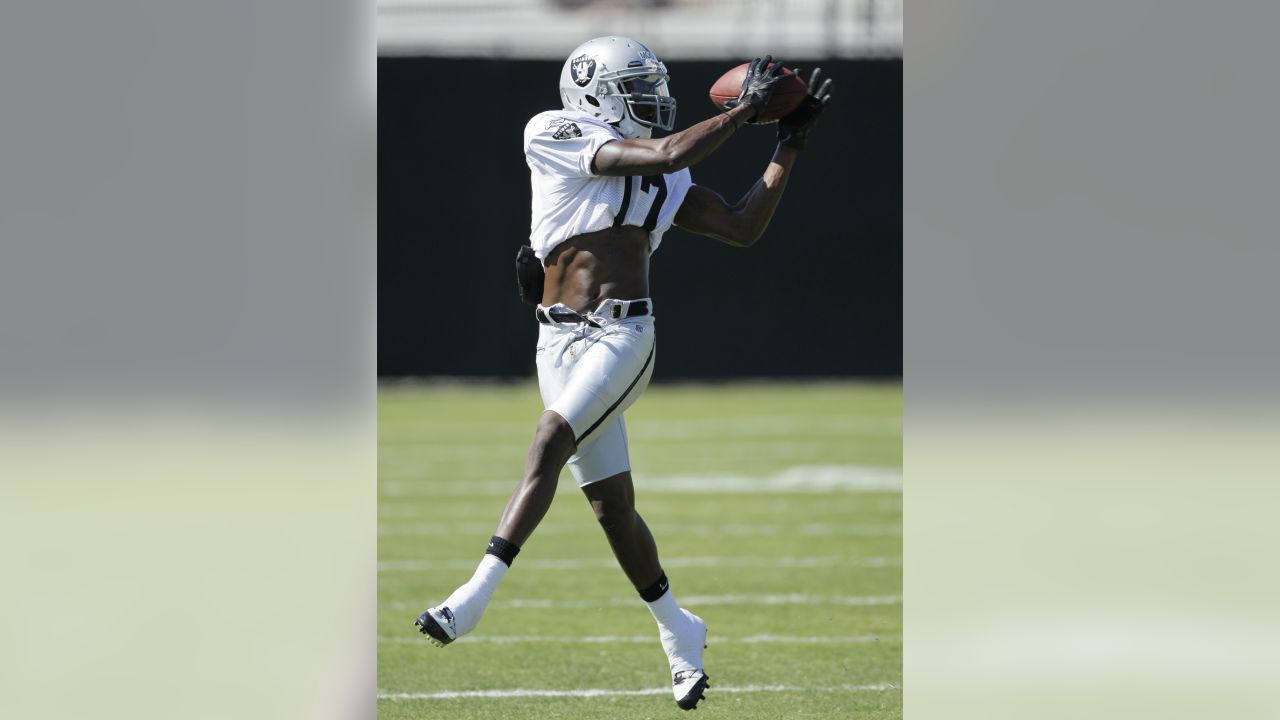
left=535, top=299, right=656, bottom=486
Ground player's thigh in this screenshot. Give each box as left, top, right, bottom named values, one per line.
left=566, top=416, right=631, bottom=488
left=534, top=323, right=575, bottom=406
left=550, top=320, right=655, bottom=447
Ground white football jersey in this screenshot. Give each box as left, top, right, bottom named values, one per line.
left=524, top=109, right=692, bottom=263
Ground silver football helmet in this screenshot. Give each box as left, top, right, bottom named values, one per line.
left=559, top=36, right=676, bottom=139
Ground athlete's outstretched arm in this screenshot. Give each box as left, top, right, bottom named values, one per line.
left=592, top=104, right=752, bottom=177
left=591, top=55, right=788, bottom=177
left=673, top=146, right=799, bottom=247
left=674, top=67, right=834, bottom=248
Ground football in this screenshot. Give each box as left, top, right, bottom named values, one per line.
left=708, top=62, right=807, bottom=124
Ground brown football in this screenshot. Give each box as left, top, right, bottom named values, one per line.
left=708, top=62, right=807, bottom=124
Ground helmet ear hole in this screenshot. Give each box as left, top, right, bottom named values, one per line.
left=585, top=95, right=600, bottom=107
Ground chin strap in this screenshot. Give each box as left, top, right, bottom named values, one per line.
left=613, top=123, right=651, bottom=140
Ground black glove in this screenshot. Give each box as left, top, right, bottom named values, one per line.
left=777, top=68, right=833, bottom=150
left=725, top=55, right=788, bottom=123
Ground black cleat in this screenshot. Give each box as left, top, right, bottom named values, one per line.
left=674, top=671, right=710, bottom=710
left=413, top=606, right=457, bottom=647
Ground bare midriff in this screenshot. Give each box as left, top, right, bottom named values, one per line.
left=541, top=226, right=650, bottom=313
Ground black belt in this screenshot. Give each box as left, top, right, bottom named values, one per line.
left=536, top=300, right=650, bottom=326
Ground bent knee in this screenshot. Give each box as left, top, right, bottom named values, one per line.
left=535, top=411, right=574, bottom=445
left=527, top=411, right=576, bottom=471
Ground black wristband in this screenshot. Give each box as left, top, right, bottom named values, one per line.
left=485, top=535, right=521, bottom=567
left=638, top=572, right=670, bottom=602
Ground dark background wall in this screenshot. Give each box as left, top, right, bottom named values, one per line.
left=379, top=57, right=900, bottom=379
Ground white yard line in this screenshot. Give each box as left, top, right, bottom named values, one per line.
left=627, top=415, right=901, bottom=439
left=381, top=416, right=899, bottom=446
left=378, top=682, right=899, bottom=700
left=492, top=593, right=903, bottom=609
left=676, top=594, right=903, bottom=607
left=380, top=442, right=897, bottom=470
left=379, top=522, right=902, bottom=537
left=380, top=465, right=902, bottom=498
left=385, top=593, right=901, bottom=611
left=638, top=466, right=902, bottom=493
left=377, top=556, right=901, bottom=571
left=379, top=633, right=892, bottom=645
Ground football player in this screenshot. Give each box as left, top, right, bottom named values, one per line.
left=415, top=36, right=832, bottom=710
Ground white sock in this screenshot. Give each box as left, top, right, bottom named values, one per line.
left=441, top=554, right=508, bottom=636
left=647, top=586, right=701, bottom=674
left=645, top=586, right=685, bottom=630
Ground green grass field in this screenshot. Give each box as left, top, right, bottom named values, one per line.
left=379, top=381, right=902, bottom=719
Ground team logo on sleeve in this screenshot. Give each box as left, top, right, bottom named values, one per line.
left=552, top=122, right=582, bottom=140
left=570, top=54, right=596, bottom=87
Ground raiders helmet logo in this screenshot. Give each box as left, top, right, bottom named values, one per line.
left=552, top=122, right=581, bottom=140
left=570, top=54, right=596, bottom=87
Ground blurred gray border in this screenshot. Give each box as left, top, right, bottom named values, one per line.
left=0, top=1, right=376, bottom=719
left=908, top=4, right=1280, bottom=719
left=907, top=1, right=1279, bottom=406
left=0, top=0, right=376, bottom=408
